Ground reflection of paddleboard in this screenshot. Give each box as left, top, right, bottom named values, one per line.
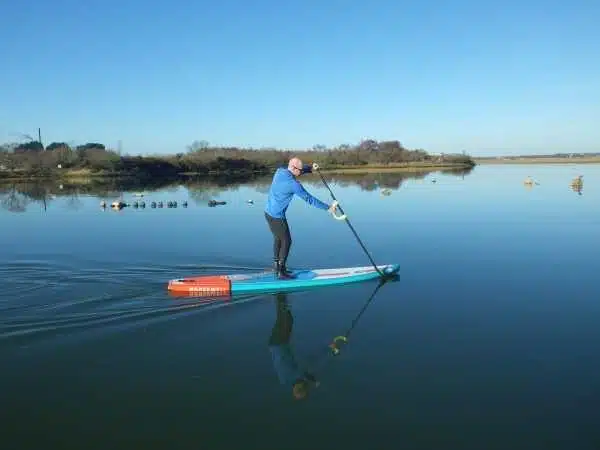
left=167, top=264, right=400, bottom=296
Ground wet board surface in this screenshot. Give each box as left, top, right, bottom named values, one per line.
left=167, top=264, right=400, bottom=296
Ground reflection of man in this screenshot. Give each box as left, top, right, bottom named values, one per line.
left=268, top=293, right=318, bottom=400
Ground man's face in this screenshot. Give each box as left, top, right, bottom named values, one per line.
left=290, top=160, right=303, bottom=176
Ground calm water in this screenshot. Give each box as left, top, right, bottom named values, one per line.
left=1, top=164, right=599, bottom=449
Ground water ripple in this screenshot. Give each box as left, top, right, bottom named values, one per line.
left=0, top=260, right=267, bottom=346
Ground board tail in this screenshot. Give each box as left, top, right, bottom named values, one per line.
left=167, top=275, right=232, bottom=296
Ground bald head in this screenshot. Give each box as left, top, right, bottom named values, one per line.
left=287, top=157, right=304, bottom=176
left=288, top=157, right=302, bottom=171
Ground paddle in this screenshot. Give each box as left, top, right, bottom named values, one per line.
left=312, top=163, right=386, bottom=278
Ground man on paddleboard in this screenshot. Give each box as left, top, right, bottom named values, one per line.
left=265, top=157, right=338, bottom=279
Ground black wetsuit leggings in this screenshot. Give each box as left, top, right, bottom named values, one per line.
left=265, top=212, right=292, bottom=266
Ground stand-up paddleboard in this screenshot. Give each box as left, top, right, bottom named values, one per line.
left=167, top=264, right=400, bottom=296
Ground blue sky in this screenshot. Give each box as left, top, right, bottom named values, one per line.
left=1, top=0, right=598, bottom=156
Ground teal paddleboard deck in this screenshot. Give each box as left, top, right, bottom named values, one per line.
left=167, top=264, right=400, bottom=296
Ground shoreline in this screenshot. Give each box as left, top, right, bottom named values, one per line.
left=474, top=156, right=600, bottom=165
left=306, top=165, right=472, bottom=174
left=0, top=162, right=473, bottom=181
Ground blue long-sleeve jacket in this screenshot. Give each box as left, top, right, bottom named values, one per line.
left=264, top=166, right=330, bottom=218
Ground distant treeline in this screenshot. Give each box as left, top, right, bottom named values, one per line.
left=0, top=138, right=475, bottom=178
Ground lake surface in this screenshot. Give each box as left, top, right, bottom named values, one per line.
left=1, top=163, right=599, bottom=449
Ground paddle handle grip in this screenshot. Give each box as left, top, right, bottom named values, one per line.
left=331, top=210, right=347, bottom=221
left=328, top=200, right=347, bottom=221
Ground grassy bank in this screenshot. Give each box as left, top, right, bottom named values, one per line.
left=314, top=161, right=474, bottom=173
left=0, top=161, right=473, bottom=181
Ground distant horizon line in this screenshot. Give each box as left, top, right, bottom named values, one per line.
left=131, top=148, right=600, bottom=158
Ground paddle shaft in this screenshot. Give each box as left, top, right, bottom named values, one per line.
left=315, top=167, right=384, bottom=277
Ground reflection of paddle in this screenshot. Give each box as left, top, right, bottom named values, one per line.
left=303, top=274, right=399, bottom=384
left=327, top=276, right=395, bottom=356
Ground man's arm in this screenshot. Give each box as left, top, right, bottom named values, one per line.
left=292, top=180, right=330, bottom=210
